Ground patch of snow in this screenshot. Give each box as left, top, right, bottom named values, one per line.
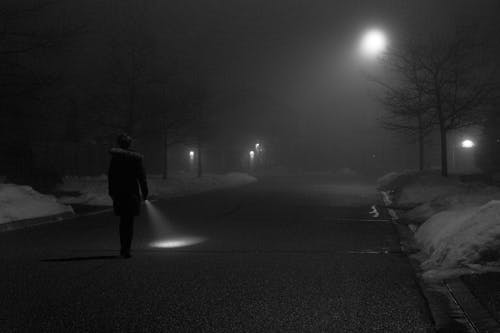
left=58, top=172, right=257, bottom=206
left=416, top=201, right=500, bottom=274
left=0, top=184, right=73, bottom=224
left=404, top=185, right=500, bottom=223
left=333, top=167, right=358, bottom=177
left=58, top=175, right=111, bottom=206
left=396, top=174, right=463, bottom=206
left=377, top=169, right=420, bottom=191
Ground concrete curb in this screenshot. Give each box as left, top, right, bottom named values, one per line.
left=0, top=199, right=159, bottom=233
left=444, top=278, right=500, bottom=332
left=0, top=212, right=76, bottom=233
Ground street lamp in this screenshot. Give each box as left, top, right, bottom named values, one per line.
left=188, top=150, right=195, bottom=172
left=461, top=139, right=475, bottom=149
left=452, top=138, right=476, bottom=173
left=360, top=28, right=388, bottom=57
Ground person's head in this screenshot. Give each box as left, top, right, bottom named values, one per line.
left=117, top=133, right=132, bottom=149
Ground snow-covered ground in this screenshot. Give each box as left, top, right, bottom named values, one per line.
left=379, top=170, right=500, bottom=279
left=0, top=184, right=74, bottom=224
left=57, top=172, right=257, bottom=206
left=0, top=173, right=255, bottom=225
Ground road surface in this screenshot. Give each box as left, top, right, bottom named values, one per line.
left=0, top=176, right=433, bottom=332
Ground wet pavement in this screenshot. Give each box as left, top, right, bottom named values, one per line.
left=0, top=176, right=433, bottom=332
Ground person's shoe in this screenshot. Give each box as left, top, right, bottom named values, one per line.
left=120, top=250, right=131, bottom=259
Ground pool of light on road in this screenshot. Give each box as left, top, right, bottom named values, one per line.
left=145, top=200, right=205, bottom=248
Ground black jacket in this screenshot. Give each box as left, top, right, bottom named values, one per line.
left=108, top=148, right=148, bottom=216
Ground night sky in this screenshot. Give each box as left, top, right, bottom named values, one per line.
left=10, top=0, right=500, bottom=172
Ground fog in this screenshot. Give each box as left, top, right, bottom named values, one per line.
left=1, top=0, right=499, bottom=181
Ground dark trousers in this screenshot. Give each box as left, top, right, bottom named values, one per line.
left=119, top=215, right=135, bottom=254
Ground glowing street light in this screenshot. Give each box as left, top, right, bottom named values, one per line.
left=188, top=150, right=195, bottom=172
left=461, top=139, right=475, bottom=149
left=360, top=28, right=388, bottom=57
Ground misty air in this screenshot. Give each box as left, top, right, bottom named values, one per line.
left=1, top=1, right=500, bottom=331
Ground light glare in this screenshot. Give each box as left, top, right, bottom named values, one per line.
left=461, top=139, right=475, bottom=148
left=150, top=237, right=205, bottom=248
left=360, top=29, right=387, bottom=57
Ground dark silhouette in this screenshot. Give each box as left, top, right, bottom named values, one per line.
left=108, top=133, right=148, bottom=258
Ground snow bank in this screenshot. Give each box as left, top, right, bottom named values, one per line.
left=58, top=172, right=257, bottom=206
left=377, top=170, right=418, bottom=191
left=405, top=185, right=500, bottom=222
left=0, top=184, right=73, bottom=224
left=379, top=170, right=500, bottom=277
left=58, top=175, right=111, bottom=206
left=377, top=170, right=464, bottom=207
left=416, top=201, right=500, bottom=273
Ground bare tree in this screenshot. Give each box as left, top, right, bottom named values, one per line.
left=147, top=76, right=198, bottom=179
left=373, top=31, right=497, bottom=176
left=371, top=44, right=435, bottom=171
left=0, top=0, right=86, bottom=183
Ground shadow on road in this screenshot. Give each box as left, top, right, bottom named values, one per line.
left=41, top=255, right=120, bottom=262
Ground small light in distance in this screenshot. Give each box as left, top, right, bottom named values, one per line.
left=189, top=150, right=195, bottom=159
left=461, top=139, right=475, bottom=148
left=249, top=150, right=255, bottom=159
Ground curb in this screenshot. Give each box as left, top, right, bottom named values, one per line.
left=382, top=191, right=500, bottom=332
left=0, top=200, right=158, bottom=233
left=0, top=212, right=76, bottom=233
left=444, top=278, right=500, bottom=332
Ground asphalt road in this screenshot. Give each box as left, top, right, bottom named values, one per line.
left=0, top=176, right=433, bottom=332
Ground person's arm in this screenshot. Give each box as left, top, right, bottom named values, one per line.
left=137, top=158, right=149, bottom=201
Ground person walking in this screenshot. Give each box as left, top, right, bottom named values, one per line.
left=108, top=133, right=148, bottom=258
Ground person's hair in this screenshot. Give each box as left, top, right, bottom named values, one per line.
left=117, top=133, right=132, bottom=149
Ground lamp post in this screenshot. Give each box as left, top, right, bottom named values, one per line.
left=188, top=150, right=195, bottom=173
left=451, top=139, right=475, bottom=173
left=249, top=150, right=255, bottom=171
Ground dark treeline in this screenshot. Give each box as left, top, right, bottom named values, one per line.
left=0, top=0, right=298, bottom=188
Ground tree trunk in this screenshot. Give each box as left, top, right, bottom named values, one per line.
left=162, top=141, right=168, bottom=180
left=418, top=133, right=424, bottom=171
left=162, top=117, right=168, bottom=180
left=439, top=126, right=448, bottom=177
left=417, top=112, right=425, bottom=171
left=197, top=135, right=202, bottom=178
left=434, top=77, right=448, bottom=177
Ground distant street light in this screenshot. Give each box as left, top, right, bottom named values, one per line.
left=188, top=150, right=195, bottom=172
left=360, top=28, right=388, bottom=57
left=461, top=139, right=475, bottom=149
left=248, top=150, right=255, bottom=171
left=452, top=138, right=476, bottom=173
